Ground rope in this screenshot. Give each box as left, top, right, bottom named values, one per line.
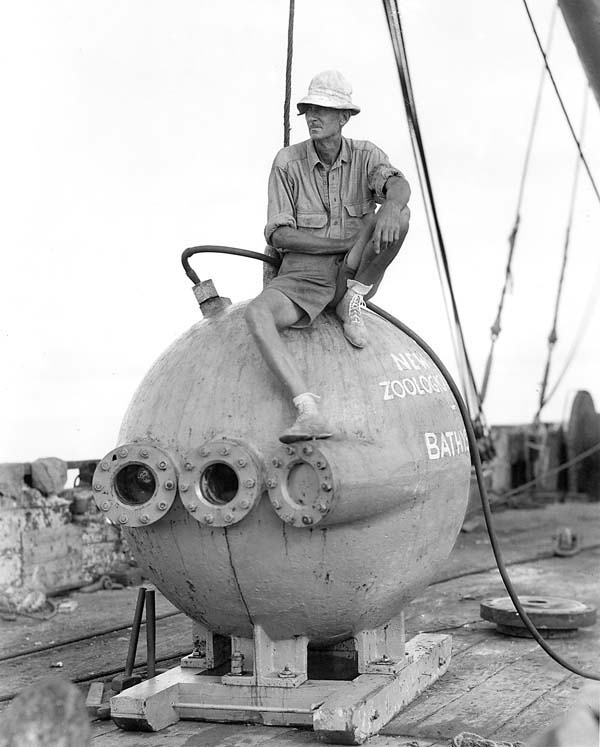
left=534, top=87, right=590, bottom=422
left=283, top=0, right=295, bottom=147
left=543, top=259, right=600, bottom=404
left=381, top=0, right=484, bottom=423
left=480, top=4, right=558, bottom=405
left=522, top=0, right=600, bottom=207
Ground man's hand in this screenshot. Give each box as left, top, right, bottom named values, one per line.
left=372, top=200, right=405, bottom=254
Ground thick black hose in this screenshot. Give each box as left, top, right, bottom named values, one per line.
left=368, top=301, right=600, bottom=682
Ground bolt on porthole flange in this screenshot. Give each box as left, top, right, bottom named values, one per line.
left=91, top=442, right=178, bottom=528
left=181, top=438, right=262, bottom=527
left=265, top=442, right=335, bottom=527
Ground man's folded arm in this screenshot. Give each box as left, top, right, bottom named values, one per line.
left=270, top=226, right=354, bottom=255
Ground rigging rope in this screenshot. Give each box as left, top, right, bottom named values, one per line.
left=534, top=87, right=590, bottom=422
left=283, top=0, right=295, bottom=147
left=522, top=0, right=600, bottom=207
left=381, top=0, right=484, bottom=424
left=480, top=4, right=558, bottom=406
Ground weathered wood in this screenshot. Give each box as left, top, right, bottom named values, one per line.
left=0, top=586, right=180, bottom=659
left=314, top=634, right=452, bottom=744
left=0, top=614, right=192, bottom=699
left=355, top=613, right=405, bottom=674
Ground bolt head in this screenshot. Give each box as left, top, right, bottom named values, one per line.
left=180, top=483, right=189, bottom=492
left=272, top=458, right=281, bottom=468
left=316, top=461, right=325, bottom=469
left=266, top=478, right=277, bottom=489
left=101, top=501, right=111, bottom=511
left=237, top=458, right=247, bottom=467
left=204, top=514, right=214, bottom=524
left=164, top=480, right=175, bottom=490
left=224, top=513, right=233, bottom=523
left=158, top=501, right=167, bottom=510
left=118, top=515, right=128, bottom=524
left=140, top=514, right=149, bottom=524
left=272, top=500, right=281, bottom=509
left=244, top=478, right=256, bottom=489
left=318, top=503, right=328, bottom=513
left=321, top=482, right=332, bottom=492
left=302, top=515, right=313, bottom=525
left=188, top=504, right=197, bottom=513
left=286, top=446, right=295, bottom=455
left=93, top=483, right=103, bottom=492
left=139, top=449, right=150, bottom=459
left=100, top=461, right=110, bottom=471
left=184, top=462, right=194, bottom=471
left=199, top=447, right=210, bottom=457
left=158, top=460, right=167, bottom=470
left=118, top=448, right=129, bottom=458
left=302, top=445, right=313, bottom=456
left=219, top=447, right=230, bottom=456
left=240, top=499, right=250, bottom=508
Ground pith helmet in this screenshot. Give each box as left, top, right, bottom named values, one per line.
left=297, top=70, right=361, bottom=115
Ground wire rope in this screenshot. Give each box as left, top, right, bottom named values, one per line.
left=534, top=87, right=590, bottom=422
left=522, top=0, right=600, bottom=206
left=480, top=4, right=559, bottom=406
left=381, top=0, right=483, bottom=422
left=283, top=0, right=295, bottom=147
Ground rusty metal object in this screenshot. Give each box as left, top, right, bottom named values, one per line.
left=98, top=305, right=470, bottom=644
left=480, top=596, right=597, bottom=638
left=112, top=587, right=146, bottom=693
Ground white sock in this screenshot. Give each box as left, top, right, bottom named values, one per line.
left=292, top=392, right=320, bottom=413
left=347, top=279, right=373, bottom=296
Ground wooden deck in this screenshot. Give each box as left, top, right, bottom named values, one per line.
left=1, top=502, right=598, bottom=746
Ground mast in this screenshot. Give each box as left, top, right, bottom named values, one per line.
left=558, top=0, right=600, bottom=109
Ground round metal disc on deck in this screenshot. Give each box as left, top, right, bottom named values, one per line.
left=480, top=596, right=597, bottom=638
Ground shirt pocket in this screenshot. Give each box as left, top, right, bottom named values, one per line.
left=343, top=201, right=376, bottom=234
left=296, top=212, right=328, bottom=232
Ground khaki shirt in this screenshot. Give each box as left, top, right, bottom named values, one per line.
left=265, top=137, right=403, bottom=246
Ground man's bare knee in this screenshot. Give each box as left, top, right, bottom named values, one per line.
left=244, top=298, right=273, bottom=338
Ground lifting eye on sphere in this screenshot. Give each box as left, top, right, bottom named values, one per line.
left=114, top=463, right=157, bottom=505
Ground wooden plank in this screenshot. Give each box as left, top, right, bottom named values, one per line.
left=381, top=634, right=538, bottom=736
left=0, top=586, right=180, bottom=659
left=315, top=635, right=451, bottom=744
left=490, top=674, right=579, bottom=744
left=391, top=646, right=572, bottom=741
left=0, top=614, right=192, bottom=700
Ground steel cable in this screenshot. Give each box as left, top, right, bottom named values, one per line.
left=534, top=87, right=590, bottom=422
left=481, top=4, right=559, bottom=406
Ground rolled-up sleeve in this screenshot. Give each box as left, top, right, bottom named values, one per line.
left=264, top=158, right=297, bottom=246
left=366, top=145, right=404, bottom=203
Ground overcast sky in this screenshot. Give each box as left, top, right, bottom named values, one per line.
left=1, top=0, right=599, bottom=462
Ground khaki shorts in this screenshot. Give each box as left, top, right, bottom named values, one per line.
left=266, top=251, right=356, bottom=327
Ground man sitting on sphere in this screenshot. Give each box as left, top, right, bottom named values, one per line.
left=245, top=70, right=410, bottom=443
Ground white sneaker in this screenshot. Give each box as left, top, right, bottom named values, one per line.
left=336, top=290, right=368, bottom=348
